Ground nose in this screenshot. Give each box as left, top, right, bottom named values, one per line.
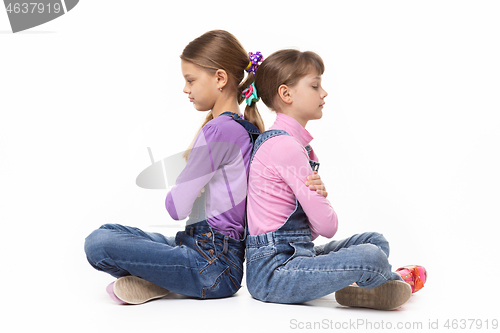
left=321, top=88, right=328, bottom=99
left=183, top=83, right=190, bottom=94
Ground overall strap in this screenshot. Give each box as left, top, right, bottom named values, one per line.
left=250, top=129, right=291, bottom=165
left=305, top=145, right=320, bottom=171
left=219, top=111, right=262, bottom=242
left=219, top=111, right=260, bottom=147
left=242, top=130, right=291, bottom=241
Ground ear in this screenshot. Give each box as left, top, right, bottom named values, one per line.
left=278, top=84, right=293, bottom=104
left=215, top=69, right=229, bottom=89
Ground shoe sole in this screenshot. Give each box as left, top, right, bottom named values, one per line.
left=335, top=280, right=412, bottom=310
left=113, top=276, right=170, bottom=305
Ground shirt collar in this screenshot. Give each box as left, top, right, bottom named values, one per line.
left=270, top=113, right=314, bottom=147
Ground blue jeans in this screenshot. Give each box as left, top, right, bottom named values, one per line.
left=245, top=201, right=402, bottom=303
left=85, top=112, right=259, bottom=299
left=84, top=219, right=245, bottom=299
left=245, top=129, right=402, bottom=304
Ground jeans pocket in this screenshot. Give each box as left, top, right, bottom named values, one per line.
left=279, top=241, right=315, bottom=269
left=201, top=267, right=241, bottom=299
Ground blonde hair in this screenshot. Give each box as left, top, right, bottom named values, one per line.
left=180, top=30, right=265, bottom=161
left=254, top=49, right=325, bottom=111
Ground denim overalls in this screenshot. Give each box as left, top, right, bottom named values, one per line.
left=85, top=112, right=260, bottom=299
left=245, top=130, right=402, bottom=304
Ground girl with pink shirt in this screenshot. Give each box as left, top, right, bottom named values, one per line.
left=245, top=49, right=426, bottom=310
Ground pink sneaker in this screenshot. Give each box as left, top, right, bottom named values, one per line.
left=106, top=281, right=128, bottom=305
left=396, top=265, right=427, bottom=293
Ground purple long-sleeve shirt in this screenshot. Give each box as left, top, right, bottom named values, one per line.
left=165, top=114, right=253, bottom=239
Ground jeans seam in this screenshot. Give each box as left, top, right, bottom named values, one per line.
left=277, top=266, right=391, bottom=281
left=113, top=259, right=192, bottom=270
left=193, top=238, right=213, bottom=263
left=218, top=253, right=243, bottom=274
left=247, top=250, right=275, bottom=263
left=227, top=247, right=243, bottom=256
left=199, top=259, right=217, bottom=274
left=201, top=267, right=230, bottom=299
left=228, top=272, right=240, bottom=290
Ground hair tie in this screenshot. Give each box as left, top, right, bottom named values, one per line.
left=245, top=51, right=264, bottom=75
left=242, top=82, right=259, bottom=106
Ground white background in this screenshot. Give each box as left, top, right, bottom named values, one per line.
left=1, top=1, right=499, bottom=332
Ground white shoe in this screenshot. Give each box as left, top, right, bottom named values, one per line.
left=111, top=276, right=170, bottom=305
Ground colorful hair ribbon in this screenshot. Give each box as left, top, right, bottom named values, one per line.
left=245, top=51, right=264, bottom=75
left=242, top=82, right=259, bottom=106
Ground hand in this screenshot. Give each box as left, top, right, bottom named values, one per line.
left=305, top=171, right=328, bottom=198
left=197, top=187, right=205, bottom=198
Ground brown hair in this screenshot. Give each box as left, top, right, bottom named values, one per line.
left=180, top=30, right=265, bottom=160
left=254, top=49, right=325, bottom=111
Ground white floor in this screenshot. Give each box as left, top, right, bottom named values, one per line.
left=4, top=221, right=498, bottom=333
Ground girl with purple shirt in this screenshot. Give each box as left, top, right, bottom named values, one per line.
left=245, top=49, right=426, bottom=310
left=84, top=30, right=263, bottom=304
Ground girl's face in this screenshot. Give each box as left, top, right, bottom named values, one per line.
left=288, top=73, right=328, bottom=126
left=181, top=60, right=219, bottom=111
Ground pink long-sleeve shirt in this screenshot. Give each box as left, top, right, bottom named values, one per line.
left=246, top=113, right=338, bottom=240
